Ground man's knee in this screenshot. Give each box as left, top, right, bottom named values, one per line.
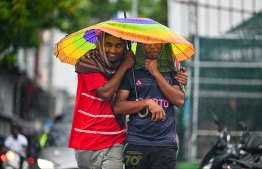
left=75, top=149, right=106, bottom=169
left=102, top=143, right=124, bottom=169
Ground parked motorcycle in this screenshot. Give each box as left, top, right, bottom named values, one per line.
left=202, top=119, right=262, bottom=169
left=199, top=114, right=238, bottom=169
left=218, top=122, right=262, bottom=169
left=199, top=114, right=235, bottom=169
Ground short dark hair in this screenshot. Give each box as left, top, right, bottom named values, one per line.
left=11, top=124, right=21, bottom=132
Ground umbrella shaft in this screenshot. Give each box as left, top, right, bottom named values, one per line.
left=131, top=67, right=138, bottom=99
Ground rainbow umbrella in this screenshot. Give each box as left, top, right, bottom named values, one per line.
left=54, top=18, right=196, bottom=65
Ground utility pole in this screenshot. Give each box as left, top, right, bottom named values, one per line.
left=48, top=28, right=55, bottom=120
left=131, top=0, right=138, bottom=18
left=48, top=29, right=54, bottom=93
left=188, top=0, right=199, bottom=162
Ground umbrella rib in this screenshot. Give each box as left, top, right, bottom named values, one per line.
left=55, top=42, right=60, bottom=57
left=58, top=29, right=98, bottom=53
left=60, top=40, right=94, bottom=63
left=60, top=41, right=86, bottom=63
left=173, top=42, right=195, bottom=60
left=174, top=43, right=190, bottom=60
left=56, top=31, right=97, bottom=63
left=57, top=32, right=87, bottom=52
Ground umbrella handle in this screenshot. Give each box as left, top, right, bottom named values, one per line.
left=136, top=99, right=150, bottom=118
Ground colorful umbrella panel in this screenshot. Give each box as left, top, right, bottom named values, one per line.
left=54, top=18, right=196, bottom=65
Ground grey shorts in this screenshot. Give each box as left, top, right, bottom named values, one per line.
left=75, top=143, right=124, bottom=169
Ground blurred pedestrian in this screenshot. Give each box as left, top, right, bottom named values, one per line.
left=3, top=124, right=28, bottom=169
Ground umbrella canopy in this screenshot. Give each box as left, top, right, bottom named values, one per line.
left=54, top=18, right=196, bottom=65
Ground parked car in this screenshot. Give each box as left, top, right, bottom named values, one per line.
left=37, top=106, right=75, bottom=169
left=37, top=123, right=77, bottom=169
left=54, top=106, right=74, bottom=124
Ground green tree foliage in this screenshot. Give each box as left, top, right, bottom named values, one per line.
left=55, top=0, right=129, bottom=34
left=0, top=0, right=167, bottom=54
left=0, top=0, right=168, bottom=69
left=137, top=0, right=168, bottom=26
left=0, top=0, right=129, bottom=54
left=1, top=0, right=72, bottom=52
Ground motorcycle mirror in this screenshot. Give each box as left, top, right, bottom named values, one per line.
left=212, top=114, right=220, bottom=125
left=212, top=114, right=222, bottom=131
left=238, top=121, right=247, bottom=131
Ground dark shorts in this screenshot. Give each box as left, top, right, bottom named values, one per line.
left=124, top=144, right=178, bottom=169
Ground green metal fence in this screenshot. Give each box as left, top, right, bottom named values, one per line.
left=186, top=35, right=262, bottom=160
